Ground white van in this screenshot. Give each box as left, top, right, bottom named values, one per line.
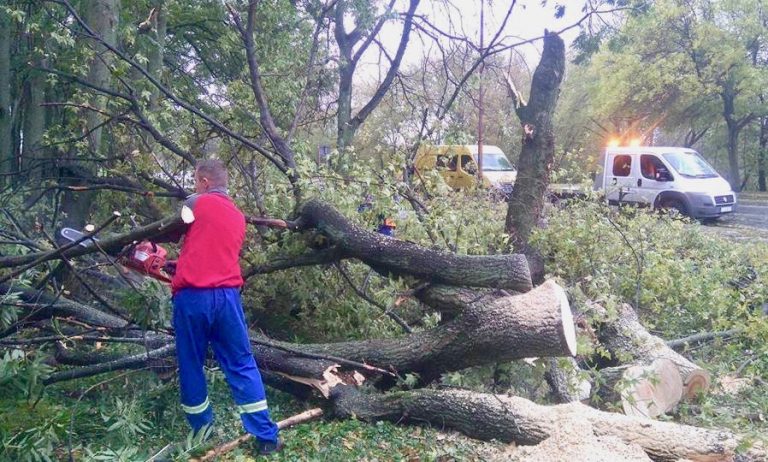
left=594, top=146, right=736, bottom=219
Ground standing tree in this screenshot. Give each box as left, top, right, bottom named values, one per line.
left=503, top=31, right=565, bottom=278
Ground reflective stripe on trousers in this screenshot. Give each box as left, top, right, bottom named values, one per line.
left=173, top=287, right=279, bottom=443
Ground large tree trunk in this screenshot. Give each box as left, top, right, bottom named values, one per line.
left=330, top=386, right=765, bottom=462
left=0, top=8, right=12, bottom=181
left=300, top=199, right=533, bottom=291
left=21, top=64, right=45, bottom=179
left=61, top=0, right=119, bottom=229
left=253, top=280, right=575, bottom=388
left=505, top=31, right=565, bottom=247
left=16, top=278, right=575, bottom=396
left=504, top=31, right=565, bottom=281
left=759, top=115, right=767, bottom=192
left=720, top=83, right=745, bottom=192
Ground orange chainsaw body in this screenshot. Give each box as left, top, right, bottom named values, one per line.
left=120, top=241, right=173, bottom=283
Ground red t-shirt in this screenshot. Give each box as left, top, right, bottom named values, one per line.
left=171, top=192, right=245, bottom=293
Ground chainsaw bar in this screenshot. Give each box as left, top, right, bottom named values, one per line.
left=60, top=227, right=100, bottom=248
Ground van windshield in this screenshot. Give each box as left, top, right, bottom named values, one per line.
left=482, top=153, right=515, bottom=171
left=662, top=151, right=719, bottom=178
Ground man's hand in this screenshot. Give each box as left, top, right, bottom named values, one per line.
left=163, top=260, right=177, bottom=276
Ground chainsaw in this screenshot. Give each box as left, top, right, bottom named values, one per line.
left=59, top=215, right=295, bottom=284
left=60, top=228, right=174, bottom=284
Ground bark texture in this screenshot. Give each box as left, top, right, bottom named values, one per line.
left=0, top=9, right=12, bottom=179
left=544, top=357, right=591, bottom=403
left=505, top=31, right=565, bottom=253
left=300, top=199, right=532, bottom=292
left=254, top=280, right=574, bottom=386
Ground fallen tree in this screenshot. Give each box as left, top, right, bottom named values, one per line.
left=1, top=199, right=759, bottom=461
left=330, top=386, right=765, bottom=461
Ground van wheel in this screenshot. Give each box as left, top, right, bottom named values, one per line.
left=658, top=198, right=688, bottom=218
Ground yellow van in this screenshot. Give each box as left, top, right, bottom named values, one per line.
left=413, top=144, right=517, bottom=195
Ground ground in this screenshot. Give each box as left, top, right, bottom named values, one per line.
left=703, top=192, right=768, bottom=244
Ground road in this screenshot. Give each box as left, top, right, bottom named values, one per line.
left=705, top=193, right=768, bottom=243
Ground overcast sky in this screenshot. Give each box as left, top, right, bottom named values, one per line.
left=358, top=0, right=586, bottom=80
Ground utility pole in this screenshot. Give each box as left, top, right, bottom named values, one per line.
left=477, top=0, right=485, bottom=182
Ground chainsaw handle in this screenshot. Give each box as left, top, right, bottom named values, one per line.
left=246, top=216, right=300, bottom=230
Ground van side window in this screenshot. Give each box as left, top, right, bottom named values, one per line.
left=461, top=155, right=477, bottom=174
left=640, top=154, right=667, bottom=180
left=612, top=155, right=632, bottom=177
left=640, top=154, right=664, bottom=180
left=448, top=156, right=458, bottom=171
left=435, top=155, right=450, bottom=170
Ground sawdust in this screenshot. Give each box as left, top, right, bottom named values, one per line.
left=479, top=423, right=651, bottom=462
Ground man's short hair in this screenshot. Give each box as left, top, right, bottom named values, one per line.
left=195, top=159, right=228, bottom=188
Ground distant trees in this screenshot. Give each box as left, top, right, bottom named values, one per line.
left=571, top=0, right=768, bottom=191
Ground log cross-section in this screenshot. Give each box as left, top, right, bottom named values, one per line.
left=275, top=280, right=576, bottom=382
left=599, top=304, right=711, bottom=399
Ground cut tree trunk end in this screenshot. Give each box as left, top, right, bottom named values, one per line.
left=597, top=303, right=711, bottom=400
left=597, top=358, right=683, bottom=419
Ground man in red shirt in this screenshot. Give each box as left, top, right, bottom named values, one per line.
left=167, top=159, right=280, bottom=455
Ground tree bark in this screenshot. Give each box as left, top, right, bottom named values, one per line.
left=266, top=280, right=575, bottom=384
left=0, top=8, right=12, bottom=180
left=330, top=386, right=764, bottom=462
left=27, top=280, right=575, bottom=393
left=61, top=0, right=120, bottom=229
left=544, top=356, right=591, bottom=403
left=720, top=83, right=752, bottom=192
left=759, top=115, right=767, bottom=192
left=504, top=31, right=565, bottom=281
left=300, top=199, right=532, bottom=291
left=21, top=63, right=45, bottom=179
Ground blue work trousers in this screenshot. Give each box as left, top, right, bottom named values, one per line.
left=172, top=287, right=279, bottom=443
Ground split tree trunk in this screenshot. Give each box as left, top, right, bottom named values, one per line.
left=504, top=31, right=565, bottom=283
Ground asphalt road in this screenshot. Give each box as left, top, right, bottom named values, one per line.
left=729, top=201, right=768, bottom=229
left=705, top=193, right=768, bottom=243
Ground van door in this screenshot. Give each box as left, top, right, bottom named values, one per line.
left=636, top=154, right=673, bottom=205
left=444, top=154, right=476, bottom=189
left=605, top=153, right=640, bottom=204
